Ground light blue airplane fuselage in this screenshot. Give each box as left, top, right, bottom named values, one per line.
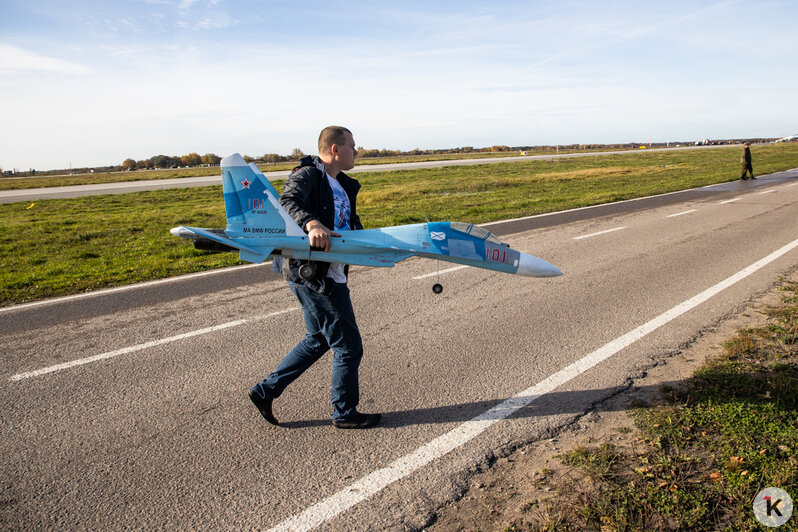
left=170, top=154, right=562, bottom=279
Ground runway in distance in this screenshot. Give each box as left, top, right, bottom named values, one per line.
left=170, top=153, right=562, bottom=293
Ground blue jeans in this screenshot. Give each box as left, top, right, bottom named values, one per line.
left=253, top=282, right=363, bottom=420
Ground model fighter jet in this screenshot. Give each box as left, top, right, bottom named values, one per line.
left=170, top=154, right=562, bottom=293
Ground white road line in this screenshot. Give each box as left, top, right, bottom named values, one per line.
left=0, top=262, right=266, bottom=314
left=759, top=189, right=775, bottom=195
left=666, top=209, right=697, bottom=218
left=9, top=307, right=299, bottom=382
left=412, top=266, right=468, bottom=280
left=573, top=226, right=626, bottom=240
left=719, top=197, right=741, bottom=204
left=267, top=237, right=798, bottom=532
left=785, top=183, right=797, bottom=188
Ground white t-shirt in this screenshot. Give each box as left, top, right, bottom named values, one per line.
left=326, top=174, right=350, bottom=283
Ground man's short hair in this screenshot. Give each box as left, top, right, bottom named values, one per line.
left=319, top=126, right=352, bottom=154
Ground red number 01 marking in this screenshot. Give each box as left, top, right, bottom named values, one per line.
left=487, top=248, right=506, bottom=262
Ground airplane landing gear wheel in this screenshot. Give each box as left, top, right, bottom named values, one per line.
left=432, top=283, right=443, bottom=294
left=298, top=262, right=317, bottom=281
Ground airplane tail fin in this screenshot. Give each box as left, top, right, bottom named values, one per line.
left=171, top=155, right=304, bottom=264
left=220, top=153, right=304, bottom=238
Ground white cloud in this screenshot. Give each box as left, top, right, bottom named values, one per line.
left=0, top=43, right=90, bottom=75
left=2, top=1, right=797, bottom=170
left=193, top=12, right=238, bottom=30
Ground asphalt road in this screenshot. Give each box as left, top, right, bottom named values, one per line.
left=0, top=145, right=727, bottom=204
left=1, top=169, right=797, bottom=530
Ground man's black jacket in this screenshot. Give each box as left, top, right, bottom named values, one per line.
left=278, top=156, right=362, bottom=293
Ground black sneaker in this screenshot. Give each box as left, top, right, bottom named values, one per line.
left=249, top=387, right=279, bottom=426
left=332, top=412, right=382, bottom=429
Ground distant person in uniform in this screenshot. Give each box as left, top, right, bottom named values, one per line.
left=740, top=142, right=755, bottom=180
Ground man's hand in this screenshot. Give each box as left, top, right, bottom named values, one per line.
left=305, top=219, right=340, bottom=252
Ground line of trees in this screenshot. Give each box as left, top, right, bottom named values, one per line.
left=121, top=148, right=309, bottom=171
left=120, top=144, right=603, bottom=171
left=122, top=152, right=222, bottom=171
left=121, top=145, right=540, bottom=171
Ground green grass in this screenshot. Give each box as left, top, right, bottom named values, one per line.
left=0, top=189, right=241, bottom=303
left=356, top=143, right=798, bottom=227
left=1, top=144, right=797, bottom=305
left=547, top=280, right=798, bottom=531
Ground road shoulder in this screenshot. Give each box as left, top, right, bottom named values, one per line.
left=428, top=269, right=795, bottom=531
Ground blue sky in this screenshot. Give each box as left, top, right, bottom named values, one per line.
left=1, top=0, right=796, bottom=171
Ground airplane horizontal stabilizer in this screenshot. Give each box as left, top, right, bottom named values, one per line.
left=172, top=226, right=266, bottom=257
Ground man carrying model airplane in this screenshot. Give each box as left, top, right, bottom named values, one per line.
left=170, top=127, right=562, bottom=428
left=248, top=126, right=382, bottom=429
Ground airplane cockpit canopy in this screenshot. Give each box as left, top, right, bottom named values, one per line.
left=449, top=222, right=504, bottom=244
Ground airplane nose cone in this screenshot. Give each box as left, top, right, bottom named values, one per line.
left=517, top=252, right=562, bottom=277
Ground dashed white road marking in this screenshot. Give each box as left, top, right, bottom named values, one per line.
left=9, top=307, right=299, bottom=382
left=573, top=226, right=626, bottom=240
left=719, top=197, right=741, bottom=204
left=412, top=265, right=468, bottom=280
left=267, top=237, right=798, bottom=532
left=666, top=209, right=697, bottom=218
left=758, top=189, right=775, bottom=195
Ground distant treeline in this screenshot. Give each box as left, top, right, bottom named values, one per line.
left=2, top=137, right=779, bottom=177
left=120, top=153, right=222, bottom=171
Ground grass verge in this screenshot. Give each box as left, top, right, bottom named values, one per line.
left=355, top=143, right=798, bottom=226
left=1, top=144, right=797, bottom=305
left=0, top=188, right=243, bottom=304
left=538, top=279, right=798, bottom=531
